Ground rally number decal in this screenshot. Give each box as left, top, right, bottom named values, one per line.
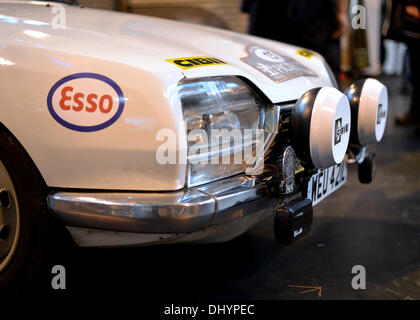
left=47, top=73, right=125, bottom=132
left=241, top=45, right=317, bottom=83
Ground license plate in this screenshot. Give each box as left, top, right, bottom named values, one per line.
left=307, top=161, right=347, bottom=206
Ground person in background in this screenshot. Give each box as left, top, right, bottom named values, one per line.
left=393, top=1, right=420, bottom=125
left=241, top=0, right=349, bottom=82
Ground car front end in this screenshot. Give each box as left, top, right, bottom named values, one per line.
left=0, top=1, right=388, bottom=248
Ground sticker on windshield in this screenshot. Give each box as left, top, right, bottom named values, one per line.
left=241, top=45, right=317, bottom=83
left=166, top=56, right=228, bottom=70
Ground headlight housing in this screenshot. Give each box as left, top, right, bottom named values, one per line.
left=178, top=76, right=265, bottom=187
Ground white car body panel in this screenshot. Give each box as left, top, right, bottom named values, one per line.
left=0, top=1, right=333, bottom=191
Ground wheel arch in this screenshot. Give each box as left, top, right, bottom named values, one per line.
left=0, top=122, right=48, bottom=191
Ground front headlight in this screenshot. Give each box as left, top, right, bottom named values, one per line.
left=178, top=76, right=265, bottom=187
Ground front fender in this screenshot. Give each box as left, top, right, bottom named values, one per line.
left=0, top=47, right=187, bottom=191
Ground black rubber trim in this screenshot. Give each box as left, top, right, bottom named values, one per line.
left=290, top=87, right=322, bottom=168
left=345, top=79, right=366, bottom=145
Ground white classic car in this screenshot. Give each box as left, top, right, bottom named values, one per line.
left=0, top=0, right=388, bottom=293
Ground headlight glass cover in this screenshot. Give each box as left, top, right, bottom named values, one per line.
left=178, top=76, right=264, bottom=187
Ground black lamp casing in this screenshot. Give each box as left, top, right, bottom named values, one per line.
left=344, top=79, right=365, bottom=145
left=290, top=87, right=321, bottom=168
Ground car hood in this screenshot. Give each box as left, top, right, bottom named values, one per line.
left=0, top=1, right=334, bottom=103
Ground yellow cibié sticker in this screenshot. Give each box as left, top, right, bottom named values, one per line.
left=166, top=56, right=228, bottom=70
left=296, top=49, right=315, bottom=59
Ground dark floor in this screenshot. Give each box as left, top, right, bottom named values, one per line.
left=41, top=76, right=420, bottom=301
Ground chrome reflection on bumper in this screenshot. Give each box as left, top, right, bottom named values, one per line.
left=47, top=175, right=277, bottom=239
left=48, top=189, right=215, bottom=234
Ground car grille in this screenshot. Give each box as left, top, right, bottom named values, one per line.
left=265, top=101, right=295, bottom=163
left=260, top=101, right=308, bottom=195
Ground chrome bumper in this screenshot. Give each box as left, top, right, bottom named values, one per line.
left=47, top=175, right=278, bottom=234
left=49, top=174, right=311, bottom=247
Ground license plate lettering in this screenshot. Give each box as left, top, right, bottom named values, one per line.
left=330, top=165, right=335, bottom=188
left=317, top=171, right=323, bottom=200
left=307, top=161, right=347, bottom=206
left=335, top=163, right=344, bottom=187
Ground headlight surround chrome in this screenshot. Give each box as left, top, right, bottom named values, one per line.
left=178, top=76, right=265, bottom=187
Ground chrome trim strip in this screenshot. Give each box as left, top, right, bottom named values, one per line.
left=276, top=102, right=295, bottom=113
left=264, top=105, right=282, bottom=134
left=66, top=205, right=269, bottom=247
left=48, top=174, right=274, bottom=234
left=48, top=189, right=215, bottom=233
left=196, top=175, right=264, bottom=212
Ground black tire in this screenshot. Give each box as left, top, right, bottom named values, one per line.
left=0, top=124, right=50, bottom=300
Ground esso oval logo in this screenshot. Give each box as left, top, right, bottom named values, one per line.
left=47, top=73, right=125, bottom=132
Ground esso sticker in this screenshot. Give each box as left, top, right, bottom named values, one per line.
left=47, top=73, right=125, bottom=132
